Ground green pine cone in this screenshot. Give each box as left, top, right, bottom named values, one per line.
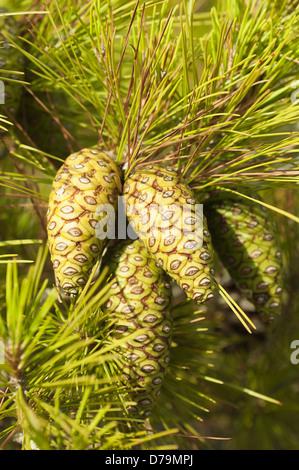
left=47, top=148, right=122, bottom=296
left=101, top=238, right=172, bottom=419
left=205, top=198, right=283, bottom=322
left=123, top=164, right=215, bottom=303
left=0, top=9, right=24, bottom=127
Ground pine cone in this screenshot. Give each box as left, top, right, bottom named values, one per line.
left=101, top=239, right=172, bottom=419
left=123, top=164, right=215, bottom=303
left=47, top=148, right=122, bottom=296
left=206, top=198, right=283, bottom=322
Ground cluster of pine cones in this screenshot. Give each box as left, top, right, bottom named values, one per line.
left=46, top=148, right=283, bottom=419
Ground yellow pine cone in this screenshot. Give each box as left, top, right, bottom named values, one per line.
left=101, top=239, right=172, bottom=419
left=123, top=164, right=215, bottom=303
left=47, top=148, right=122, bottom=296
